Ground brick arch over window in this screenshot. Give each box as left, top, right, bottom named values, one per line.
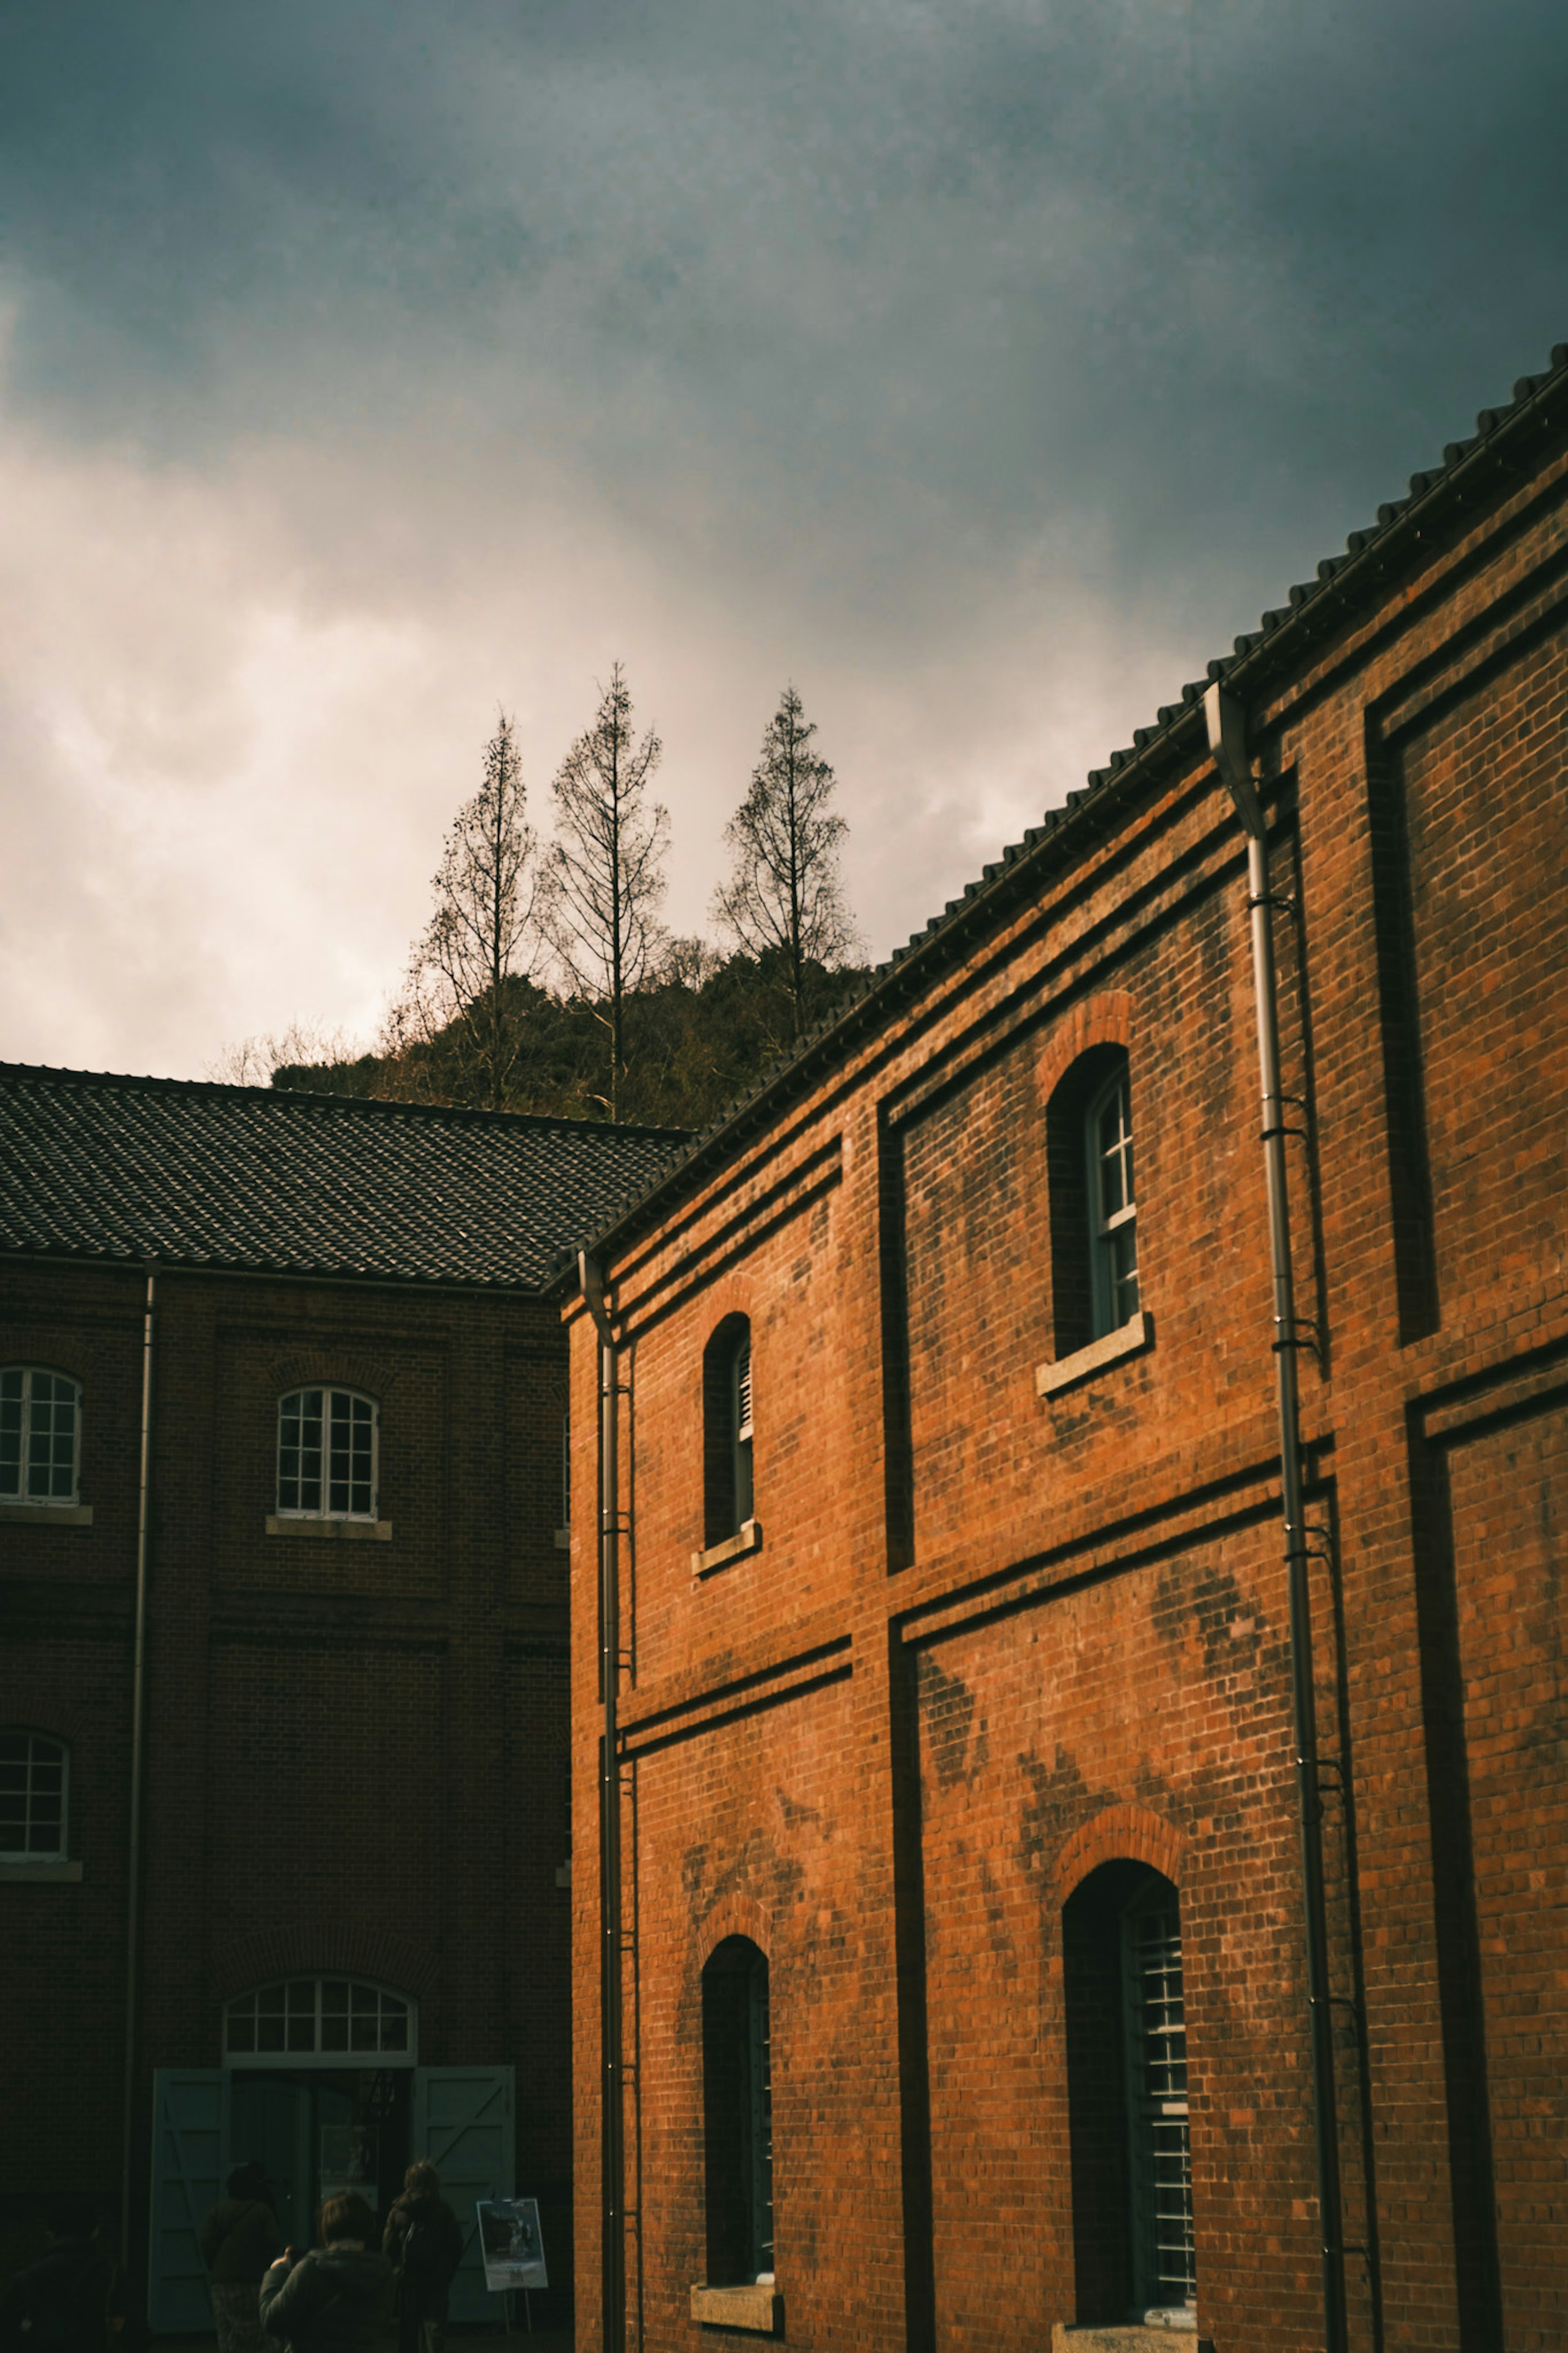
left=1048, top=1803, right=1185, bottom=1910
left=694, top=1892, right=773, bottom=1972
left=210, top=1925, right=439, bottom=2008
left=263, top=1352, right=403, bottom=1400
left=1032, top=991, right=1134, bottom=1112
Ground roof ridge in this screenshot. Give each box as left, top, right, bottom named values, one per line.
left=0, top=1062, right=693, bottom=1144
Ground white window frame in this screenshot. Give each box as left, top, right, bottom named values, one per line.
left=222, top=1976, right=417, bottom=2068
left=0, top=1731, right=70, bottom=1863
left=1085, top=1064, right=1139, bottom=1338
left=732, top=1334, right=754, bottom=1530
left=276, top=1387, right=380, bottom=1521
left=0, top=1368, right=82, bottom=1506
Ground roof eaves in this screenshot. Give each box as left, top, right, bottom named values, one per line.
left=562, top=339, right=1568, bottom=1288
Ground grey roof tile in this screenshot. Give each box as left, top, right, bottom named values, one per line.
left=0, top=1065, right=690, bottom=1292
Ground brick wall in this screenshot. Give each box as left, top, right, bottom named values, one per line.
left=568, top=415, right=1568, bottom=2349
left=0, top=1260, right=575, bottom=2301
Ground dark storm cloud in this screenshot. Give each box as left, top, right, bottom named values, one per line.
left=2, top=1, right=1566, bottom=1073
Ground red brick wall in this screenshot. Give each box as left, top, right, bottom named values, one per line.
left=569, top=422, right=1568, bottom=2350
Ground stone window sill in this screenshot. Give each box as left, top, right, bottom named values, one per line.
left=1050, top=2324, right=1209, bottom=2352
left=1036, top=1309, right=1153, bottom=1399
left=0, top=1860, right=82, bottom=1883
left=691, top=1519, right=763, bottom=1579
left=690, top=2282, right=781, bottom=2333
left=0, top=1502, right=93, bottom=1527
left=265, top=1515, right=392, bottom=1542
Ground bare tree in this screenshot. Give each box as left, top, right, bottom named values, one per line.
left=546, top=664, right=670, bottom=1120
left=386, top=712, right=550, bottom=1111
left=712, top=685, right=856, bottom=1039
left=205, top=1019, right=365, bottom=1089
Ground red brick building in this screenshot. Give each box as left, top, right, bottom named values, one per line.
left=0, top=1068, right=683, bottom=2329
left=565, top=346, right=1568, bottom=2352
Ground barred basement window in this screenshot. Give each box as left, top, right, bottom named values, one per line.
left=223, top=1977, right=415, bottom=2067
left=276, top=1388, right=378, bottom=1519
left=702, top=1939, right=774, bottom=2285
left=0, top=1732, right=69, bottom=1862
left=1, top=1369, right=82, bottom=1505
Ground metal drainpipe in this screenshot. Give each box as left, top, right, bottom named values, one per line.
left=579, top=1252, right=626, bottom=2353
left=1205, top=686, right=1348, bottom=2353
left=119, top=1266, right=156, bottom=2270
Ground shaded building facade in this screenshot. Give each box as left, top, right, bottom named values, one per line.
left=0, top=1068, right=683, bottom=2326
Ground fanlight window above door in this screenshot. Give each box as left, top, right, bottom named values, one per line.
left=223, top=1977, right=416, bottom=2067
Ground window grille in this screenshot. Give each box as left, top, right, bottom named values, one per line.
left=277, top=1389, right=377, bottom=1519
left=1, top=1370, right=82, bottom=1504
left=1123, top=1892, right=1195, bottom=2314
left=748, top=1951, right=774, bottom=2278
left=1086, top=1066, right=1139, bottom=1336
left=0, top=1733, right=68, bottom=1861
left=223, top=1977, right=414, bottom=2066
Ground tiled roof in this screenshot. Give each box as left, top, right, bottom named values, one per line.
left=0, top=1064, right=690, bottom=1292
left=574, top=337, right=1568, bottom=1268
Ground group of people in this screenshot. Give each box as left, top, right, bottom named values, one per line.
left=203, top=2162, right=463, bottom=2353
left=0, top=2166, right=462, bottom=2353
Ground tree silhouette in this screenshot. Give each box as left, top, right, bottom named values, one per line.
left=713, top=686, right=856, bottom=1039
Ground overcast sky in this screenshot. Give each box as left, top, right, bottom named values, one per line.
left=2, top=1, right=1565, bottom=1079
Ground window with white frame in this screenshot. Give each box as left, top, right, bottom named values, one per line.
left=0, top=1733, right=69, bottom=1861
left=1, top=1369, right=82, bottom=1505
left=702, top=1317, right=754, bottom=1546
left=276, top=1388, right=378, bottom=1519
left=223, top=1977, right=415, bottom=2066
left=1085, top=1062, right=1139, bottom=1336
left=733, top=1334, right=754, bottom=1527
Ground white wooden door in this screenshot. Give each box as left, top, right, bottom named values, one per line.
left=410, top=2066, right=514, bottom=2322
left=147, top=2069, right=229, bottom=2331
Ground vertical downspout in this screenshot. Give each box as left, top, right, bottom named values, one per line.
left=120, top=1267, right=156, bottom=2270
left=1206, top=687, right=1348, bottom=2353
left=579, top=1252, right=626, bottom=2353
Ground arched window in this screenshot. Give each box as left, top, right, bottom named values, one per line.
left=277, top=1388, right=378, bottom=1520
left=223, top=1976, right=416, bottom=2066
left=1046, top=1048, right=1140, bottom=1356
left=702, top=1318, right=754, bottom=1546
left=1062, top=1862, right=1194, bottom=2325
left=1, top=1369, right=81, bottom=1505
left=702, top=1939, right=774, bottom=2286
left=0, top=1732, right=69, bottom=1862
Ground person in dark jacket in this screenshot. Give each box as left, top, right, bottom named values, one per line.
left=380, top=2168, right=463, bottom=2353
left=0, top=2200, right=126, bottom=2353
left=201, top=2164, right=281, bottom=2353
left=258, top=2197, right=391, bottom=2353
